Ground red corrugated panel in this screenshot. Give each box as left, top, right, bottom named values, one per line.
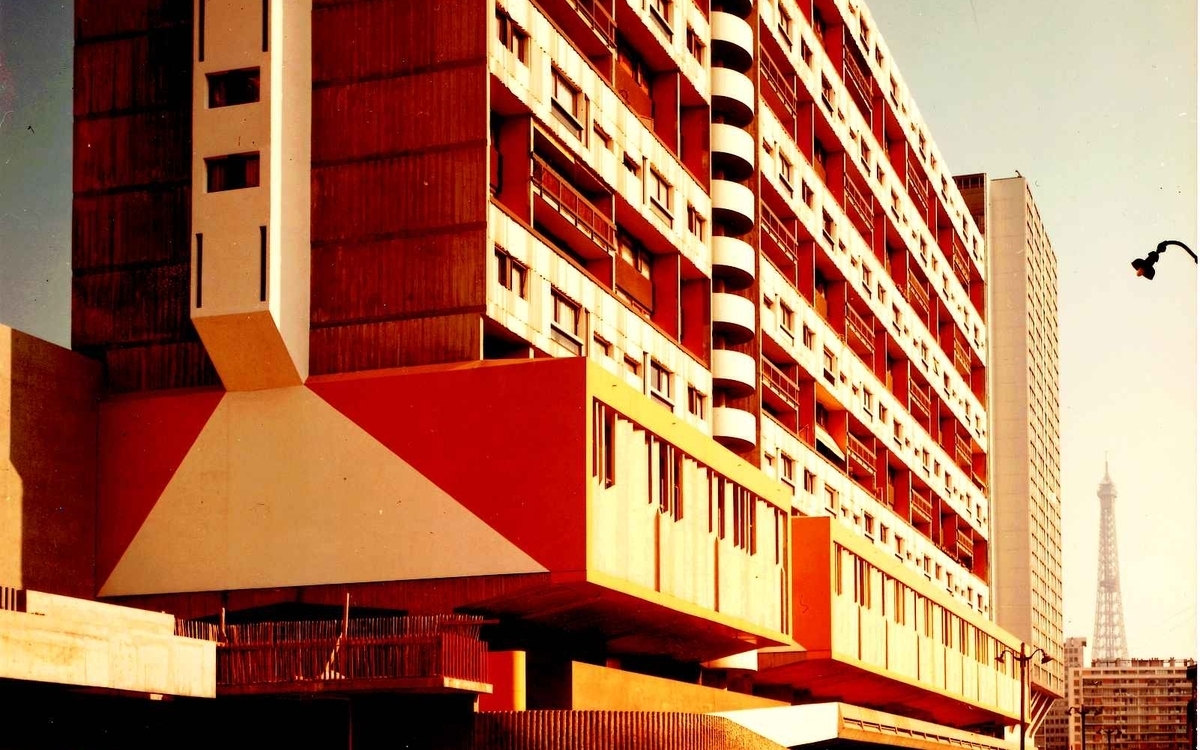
left=313, top=0, right=486, bottom=84
left=74, top=110, right=191, bottom=193
left=311, top=148, right=487, bottom=243
left=309, top=313, right=482, bottom=375
left=74, top=29, right=192, bottom=116
left=76, top=0, right=190, bottom=41
left=103, top=341, right=220, bottom=393
left=311, top=229, right=486, bottom=324
left=73, top=187, right=191, bottom=271
left=73, top=263, right=193, bottom=347
left=313, top=67, right=486, bottom=165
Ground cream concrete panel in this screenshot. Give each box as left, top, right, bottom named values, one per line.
left=101, top=388, right=546, bottom=596
left=0, top=592, right=215, bottom=697
left=712, top=406, right=756, bottom=447
left=487, top=207, right=712, bottom=434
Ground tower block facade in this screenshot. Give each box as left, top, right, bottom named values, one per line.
left=65, top=0, right=1024, bottom=745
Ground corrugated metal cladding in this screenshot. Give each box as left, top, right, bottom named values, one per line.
left=73, top=0, right=218, bottom=392
left=473, top=711, right=787, bottom=750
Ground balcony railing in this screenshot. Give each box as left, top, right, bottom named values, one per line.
left=760, top=54, right=797, bottom=125
left=762, top=358, right=800, bottom=412
left=843, top=173, right=873, bottom=232
left=956, top=528, right=973, bottom=558
left=953, top=336, right=971, bottom=379
left=955, top=436, right=972, bottom=473
left=910, top=490, right=932, bottom=522
left=950, top=240, right=971, bottom=287
left=847, top=432, right=875, bottom=477
left=532, top=157, right=615, bottom=255
left=906, top=270, right=929, bottom=319
left=845, top=303, right=874, bottom=355
left=571, top=0, right=615, bottom=46
left=760, top=205, right=797, bottom=266
left=842, top=51, right=872, bottom=117
left=909, top=380, right=931, bottom=419
left=178, top=615, right=489, bottom=694
left=0, top=585, right=24, bottom=613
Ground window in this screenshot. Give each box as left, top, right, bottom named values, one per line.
left=495, top=246, right=528, bottom=298
left=863, top=513, right=875, bottom=538
left=779, top=154, right=794, bottom=190
left=800, top=39, right=813, bottom=66
left=623, top=153, right=641, bottom=176
left=822, top=347, right=836, bottom=382
left=862, top=388, right=874, bottom=416
left=732, top=487, right=755, bottom=554
left=801, top=181, right=814, bottom=207
left=687, top=205, right=706, bottom=240
left=649, top=0, right=672, bottom=33
left=593, top=402, right=617, bottom=487
left=687, top=385, right=706, bottom=418
left=649, top=359, right=673, bottom=404
left=618, top=232, right=653, bottom=280
left=686, top=26, right=705, bottom=63
left=206, top=152, right=260, bottom=192
left=780, top=454, right=795, bottom=486
left=780, top=303, right=795, bottom=335
left=551, top=68, right=583, bottom=138
left=654, top=440, right=683, bottom=520
left=803, top=469, right=816, bottom=493
left=624, top=355, right=642, bottom=377
left=649, top=169, right=673, bottom=218
left=551, top=289, right=583, bottom=353
left=207, top=68, right=260, bottom=108
left=823, top=484, right=838, bottom=511
left=802, top=324, right=814, bottom=349
left=593, top=122, right=613, bottom=150
left=592, top=335, right=612, bottom=358
left=778, top=7, right=793, bottom=42
left=497, top=10, right=528, bottom=63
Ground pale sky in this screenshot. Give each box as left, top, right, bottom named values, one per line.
left=0, top=3, right=1195, bottom=657
left=866, top=0, right=1197, bottom=659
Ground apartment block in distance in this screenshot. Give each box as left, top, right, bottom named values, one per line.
left=1074, top=657, right=1195, bottom=750
left=957, top=173, right=1066, bottom=739
left=7, top=0, right=1031, bottom=745
left=1040, top=636, right=1088, bottom=750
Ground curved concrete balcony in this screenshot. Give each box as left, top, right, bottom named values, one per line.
left=711, top=179, right=755, bottom=235
left=711, top=12, right=754, bottom=72
left=712, top=291, right=756, bottom=343
left=711, top=235, right=756, bottom=288
left=712, top=349, right=757, bottom=396
left=711, top=123, right=755, bottom=181
left=713, top=406, right=757, bottom=451
left=711, top=68, right=755, bottom=126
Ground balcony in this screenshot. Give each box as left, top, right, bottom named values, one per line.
left=712, top=179, right=755, bottom=233
left=909, top=381, right=931, bottom=422
left=711, top=11, right=754, bottom=72
left=953, top=336, right=971, bottom=379
left=844, top=173, right=873, bottom=234
left=950, top=238, right=971, bottom=287
left=184, top=615, right=491, bottom=696
left=712, top=235, right=756, bottom=288
left=955, top=436, right=972, bottom=474
left=956, top=528, right=974, bottom=561
left=910, top=489, right=933, bottom=524
left=846, top=432, right=876, bottom=484
left=842, top=51, right=872, bottom=119
left=713, top=406, right=757, bottom=450
left=711, top=68, right=755, bottom=126
left=712, top=123, right=755, bottom=180
left=759, top=54, right=796, bottom=128
left=906, top=270, right=930, bottom=320
left=760, top=204, right=798, bottom=271
left=532, top=157, right=615, bottom=258
left=905, top=158, right=927, bottom=216
left=844, top=304, right=874, bottom=357
left=712, top=291, right=756, bottom=343
left=712, top=348, right=757, bottom=396
left=762, top=358, right=800, bottom=417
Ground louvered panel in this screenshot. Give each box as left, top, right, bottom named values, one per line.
left=310, top=313, right=482, bottom=375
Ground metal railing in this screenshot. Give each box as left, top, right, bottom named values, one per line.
left=953, top=336, right=972, bottom=379
left=956, top=528, right=974, bottom=556
left=532, top=157, right=615, bottom=255
left=847, top=432, right=875, bottom=472
left=761, top=55, right=797, bottom=124
left=906, top=270, right=930, bottom=318
left=844, top=173, right=873, bottom=230
left=955, top=436, right=973, bottom=472
left=178, top=615, right=489, bottom=691
left=761, top=205, right=797, bottom=260
left=845, top=303, right=874, bottom=352
left=905, top=158, right=927, bottom=215
left=762, top=358, right=800, bottom=411
left=909, top=380, right=931, bottom=418
left=571, top=0, right=615, bottom=46
left=842, top=51, right=873, bottom=117
left=910, top=490, right=932, bottom=521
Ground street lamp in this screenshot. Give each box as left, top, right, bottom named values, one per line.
left=1067, top=705, right=1102, bottom=750
left=1098, top=726, right=1123, bottom=750
left=1131, top=240, right=1197, bottom=280
left=997, top=644, right=1055, bottom=750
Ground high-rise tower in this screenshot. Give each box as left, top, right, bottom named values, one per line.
left=1092, top=460, right=1129, bottom=661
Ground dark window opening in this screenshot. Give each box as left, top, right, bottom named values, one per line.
left=208, top=68, right=260, bottom=108
left=206, top=153, right=260, bottom=192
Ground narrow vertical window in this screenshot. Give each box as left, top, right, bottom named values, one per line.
left=259, top=226, right=267, bottom=301
left=198, top=0, right=206, bottom=62
left=262, top=0, right=270, bottom=52
left=195, top=234, right=204, bottom=308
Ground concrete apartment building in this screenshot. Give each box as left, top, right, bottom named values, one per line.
left=957, top=174, right=1066, bottom=738
left=1041, top=636, right=1089, bottom=750
left=2, top=0, right=1034, bottom=746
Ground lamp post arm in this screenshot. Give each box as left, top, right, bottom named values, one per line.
left=1157, top=240, right=1198, bottom=263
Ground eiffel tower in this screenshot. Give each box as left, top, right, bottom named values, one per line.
left=1092, top=458, right=1129, bottom=661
